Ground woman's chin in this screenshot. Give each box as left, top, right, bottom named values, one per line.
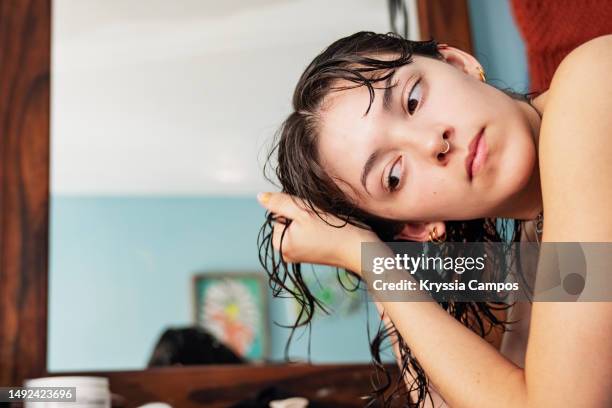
left=496, top=142, right=538, bottom=196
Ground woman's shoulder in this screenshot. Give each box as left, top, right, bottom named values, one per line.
left=535, top=35, right=612, bottom=111
left=538, top=34, right=612, bottom=242
left=551, top=34, right=612, bottom=87
left=523, top=42, right=612, bottom=408
left=532, top=35, right=612, bottom=112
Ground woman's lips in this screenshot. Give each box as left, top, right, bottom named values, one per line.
left=466, top=128, right=486, bottom=180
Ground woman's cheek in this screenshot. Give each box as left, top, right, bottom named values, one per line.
left=401, top=173, right=442, bottom=218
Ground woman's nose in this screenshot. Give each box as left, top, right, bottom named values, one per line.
left=387, top=122, right=453, bottom=163
left=424, top=128, right=453, bottom=164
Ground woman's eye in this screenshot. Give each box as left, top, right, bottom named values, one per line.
left=406, top=79, right=422, bottom=115
left=386, top=157, right=402, bottom=192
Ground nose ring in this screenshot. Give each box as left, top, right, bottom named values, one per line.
left=440, top=140, right=450, bottom=154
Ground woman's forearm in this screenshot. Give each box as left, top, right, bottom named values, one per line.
left=372, top=301, right=412, bottom=389
left=347, top=242, right=528, bottom=408
left=374, top=301, right=450, bottom=407
left=378, top=300, right=526, bottom=407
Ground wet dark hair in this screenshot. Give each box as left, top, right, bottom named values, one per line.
left=147, top=326, right=245, bottom=367
left=258, top=31, right=525, bottom=407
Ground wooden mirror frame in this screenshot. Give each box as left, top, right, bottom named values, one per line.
left=0, top=1, right=472, bottom=405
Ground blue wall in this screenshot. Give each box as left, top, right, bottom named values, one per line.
left=468, top=0, right=529, bottom=93
left=48, top=196, right=387, bottom=371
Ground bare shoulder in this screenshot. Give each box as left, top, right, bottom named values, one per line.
left=551, top=34, right=612, bottom=84
left=543, top=34, right=612, bottom=115
left=539, top=34, right=612, bottom=242
left=567, top=34, right=612, bottom=57
left=545, top=34, right=612, bottom=126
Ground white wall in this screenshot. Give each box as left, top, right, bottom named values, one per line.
left=52, top=0, right=419, bottom=195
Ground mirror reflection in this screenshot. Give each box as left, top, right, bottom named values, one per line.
left=49, top=0, right=527, bottom=372
left=49, top=0, right=398, bottom=371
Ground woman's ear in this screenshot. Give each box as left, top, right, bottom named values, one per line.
left=437, top=45, right=483, bottom=81
left=393, top=221, right=446, bottom=242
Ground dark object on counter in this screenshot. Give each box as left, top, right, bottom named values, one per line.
left=148, top=326, right=245, bottom=367
left=229, top=386, right=334, bottom=408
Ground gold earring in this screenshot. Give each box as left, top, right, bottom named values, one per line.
left=477, top=66, right=486, bottom=82
left=428, top=226, right=446, bottom=243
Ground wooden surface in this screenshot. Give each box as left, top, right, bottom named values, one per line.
left=417, top=0, right=474, bottom=54
left=0, top=0, right=51, bottom=387
left=55, top=364, right=406, bottom=407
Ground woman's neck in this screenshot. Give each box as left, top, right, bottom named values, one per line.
left=497, top=91, right=548, bottom=221
left=531, top=91, right=548, bottom=117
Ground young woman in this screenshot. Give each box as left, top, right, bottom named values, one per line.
left=257, top=32, right=612, bottom=407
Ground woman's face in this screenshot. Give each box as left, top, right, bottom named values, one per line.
left=316, top=48, right=538, bottom=228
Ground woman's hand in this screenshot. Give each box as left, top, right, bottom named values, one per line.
left=257, top=191, right=378, bottom=272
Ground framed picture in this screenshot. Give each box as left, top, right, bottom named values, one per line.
left=286, top=268, right=363, bottom=324
left=192, top=272, right=269, bottom=362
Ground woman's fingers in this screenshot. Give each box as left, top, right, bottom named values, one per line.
left=256, top=191, right=341, bottom=265
left=257, top=192, right=298, bottom=259
left=257, top=191, right=306, bottom=220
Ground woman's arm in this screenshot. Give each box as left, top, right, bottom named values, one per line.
left=373, top=300, right=450, bottom=407
left=524, top=34, right=612, bottom=407
left=373, top=301, right=506, bottom=407
left=343, top=251, right=526, bottom=407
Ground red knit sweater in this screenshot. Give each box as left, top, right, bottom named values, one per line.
left=510, top=0, right=612, bottom=92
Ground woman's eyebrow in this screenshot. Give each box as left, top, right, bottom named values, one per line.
left=361, top=148, right=382, bottom=196
left=382, top=70, right=397, bottom=111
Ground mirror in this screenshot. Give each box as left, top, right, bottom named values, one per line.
left=48, top=0, right=415, bottom=372
left=49, top=0, right=528, bottom=373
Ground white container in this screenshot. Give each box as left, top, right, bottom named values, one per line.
left=24, top=376, right=110, bottom=408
